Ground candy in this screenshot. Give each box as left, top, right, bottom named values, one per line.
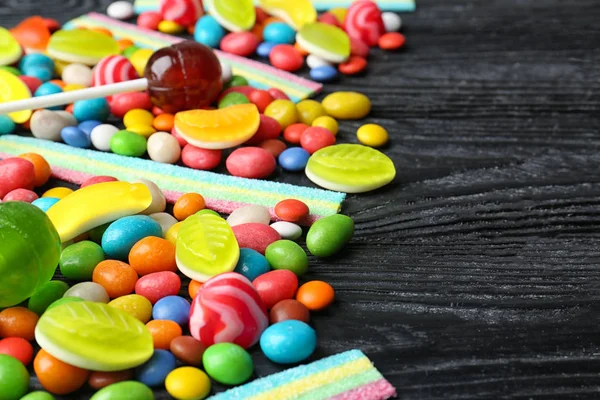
left=90, top=381, right=154, bottom=400
left=110, top=130, right=147, bottom=156
left=135, top=349, right=177, bottom=387
left=19, top=75, right=43, bottom=94
left=0, top=115, right=16, bottom=135
left=135, top=271, right=181, bottom=304
left=59, top=241, right=103, bottom=280
left=270, top=221, right=302, bottom=240
left=110, top=92, right=152, bottom=118
left=321, top=91, right=371, bottom=120
left=382, top=12, right=402, bottom=32
left=30, top=110, right=75, bottom=141
left=7, top=154, right=44, bottom=189
left=344, top=0, right=386, bottom=47
left=78, top=120, right=102, bottom=136
left=270, top=299, right=310, bottom=324
left=88, top=370, right=135, bottom=390
left=63, top=282, right=110, bottom=303
left=306, top=214, right=354, bottom=257
left=260, top=320, right=317, bottom=364
left=160, top=0, right=203, bottom=26
left=296, top=22, right=350, bottom=63
left=73, top=98, right=110, bottom=122
left=0, top=70, right=32, bottom=124
left=253, top=269, right=299, bottom=309
left=260, top=138, right=287, bottom=157
left=61, top=126, right=91, bottom=148
left=189, top=272, right=268, bottom=348
left=20, top=392, right=55, bottom=400
left=61, top=63, right=93, bottom=87
left=146, top=131, right=181, bottom=164
left=170, top=336, right=206, bottom=366
left=248, top=89, right=274, bottom=113
left=259, top=0, right=317, bottom=29
left=165, top=222, right=183, bottom=245
left=205, top=0, right=256, bottom=32
left=256, top=41, right=276, bottom=57
left=152, top=296, right=191, bottom=325
left=90, top=124, right=119, bottom=151
left=131, top=178, right=166, bottom=215
left=33, top=349, right=90, bottom=395
left=10, top=16, right=51, bottom=52
left=146, top=319, right=182, bottom=349
left=220, top=32, right=261, bottom=56
left=34, top=82, right=62, bottom=100
left=174, top=104, right=260, bottom=149
left=378, top=32, right=406, bottom=50
left=102, top=215, right=162, bottom=260
left=137, top=11, right=162, bottom=30
left=0, top=354, right=29, bottom=399
left=274, top=199, right=309, bottom=222
left=0, top=158, right=34, bottom=198
left=194, top=15, right=226, bottom=48
left=296, top=100, right=327, bottom=125
left=108, top=294, right=153, bottom=323
left=306, top=54, right=332, bottom=69
left=47, top=30, right=120, bottom=65
left=148, top=213, right=177, bottom=236
left=173, top=192, right=206, bottom=221
left=188, top=279, right=203, bottom=299
left=181, top=144, right=222, bottom=170
left=227, top=204, right=271, bottom=227
left=47, top=297, right=84, bottom=312
left=0, top=337, right=34, bottom=366
left=264, top=99, right=298, bottom=129
left=0, top=307, right=39, bottom=340
left=269, top=44, right=304, bottom=72
left=339, top=55, right=368, bottom=75
left=232, top=223, right=281, bottom=254
left=92, top=55, right=138, bottom=91
left=296, top=280, right=335, bottom=311
left=3, top=188, right=38, bottom=203
left=218, top=92, right=250, bottom=108
left=283, top=123, right=308, bottom=144
left=312, top=115, right=339, bottom=136
left=234, top=248, right=271, bottom=281
left=42, top=186, right=73, bottom=199
left=81, top=175, right=118, bottom=188
left=128, top=236, right=176, bottom=276
left=203, top=343, right=253, bottom=385
left=350, top=36, right=370, bottom=58
left=226, top=147, right=277, bottom=179
left=166, top=367, right=211, bottom=400
left=300, top=126, right=336, bottom=154
left=107, top=0, right=135, bottom=19
left=246, top=114, right=281, bottom=145
left=28, top=280, right=70, bottom=315
left=357, top=123, right=389, bottom=147
left=263, top=22, right=296, bottom=44
left=310, top=65, right=339, bottom=82
left=92, top=260, right=139, bottom=299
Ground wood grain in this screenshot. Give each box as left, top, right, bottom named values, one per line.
left=4, top=0, right=600, bottom=398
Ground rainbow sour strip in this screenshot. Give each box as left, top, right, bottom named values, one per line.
left=0, top=135, right=345, bottom=224
left=62, top=13, right=322, bottom=103
left=207, top=350, right=396, bottom=400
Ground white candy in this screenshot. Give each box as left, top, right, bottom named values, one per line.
left=63, top=282, right=110, bottom=303
left=149, top=212, right=179, bottom=236
left=306, top=54, right=332, bottom=70
left=270, top=221, right=302, bottom=241
left=107, top=1, right=135, bottom=20
left=382, top=12, right=402, bottom=32
left=30, top=110, right=76, bottom=141
left=132, top=177, right=167, bottom=215
left=227, top=205, right=271, bottom=227
left=147, top=131, right=181, bottom=164
left=91, top=124, right=119, bottom=151
left=55, top=111, right=78, bottom=126
left=61, top=63, right=93, bottom=87
left=220, top=61, right=233, bottom=83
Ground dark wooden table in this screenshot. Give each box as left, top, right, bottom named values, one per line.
left=4, top=0, right=600, bottom=398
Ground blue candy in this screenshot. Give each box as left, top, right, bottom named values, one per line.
left=73, top=98, right=110, bottom=122
left=61, top=126, right=91, bottom=148
left=234, top=248, right=271, bottom=281
left=256, top=42, right=277, bottom=58
left=263, top=23, right=296, bottom=45
left=278, top=147, right=310, bottom=172
left=152, top=296, right=191, bottom=325
left=194, top=15, right=226, bottom=48
left=22, top=66, right=53, bottom=82
left=260, top=320, right=317, bottom=364
left=101, top=216, right=163, bottom=260
left=78, top=120, right=102, bottom=137
left=0, top=115, right=16, bottom=136
left=19, top=54, right=54, bottom=72
left=32, top=197, right=60, bottom=212
left=34, top=82, right=64, bottom=110
left=309, top=65, right=339, bottom=82
left=135, top=350, right=177, bottom=387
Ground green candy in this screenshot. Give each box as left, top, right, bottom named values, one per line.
left=28, top=280, right=70, bottom=315
left=0, top=66, right=21, bottom=76
left=224, top=75, right=249, bottom=89
left=19, top=391, right=55, bottom=400
left=90, top=381, right=154, bottom=400
left=265, top=240, right=308, bottom=276
left=218, top=92, right=250, bottom=109
left=59, top=241, right=105, bottom=281
left=110, top=130, right=147, bottom=157
left=46, top=297, right=84, bottom=312
left=306, top=214, right=354, bottom=257
left=0, top=354, right=29, bottom=400
left=88, top=222, right=111, bottom=244
left=202, top=343, right=253, bottom=385
left=123, top=45, right=140, bottom=58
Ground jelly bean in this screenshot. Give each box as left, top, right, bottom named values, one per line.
left=311, top=115, right=339, bottom=135
left=339, top=55, right=368, bottom=75
left=32, top=197, right=60, bottom=212
left=135, top=271, right=181, bottom=304
left=59, top=240, right=104, bottom=281
left=149, top=212, right=178, bottom=236
left=61, top=126, right=91, bottom=148
left=146, top=320, right=182, bottom=350
left=270, top=299, right=310, bottom=324
left=102, top=216, right=162, bottom=260
left=90, top=124, right=119, bottom=151
left=224, top=75, right=249, bottom=89
left=227, top=204, right=271, bottom=227
left=296, top=100, right=327, bottom=125
left=137, top=11, right=162, bottom=30
left=260, top=320, right=316, bottom=364
left=108, top=294, right=153, bottom=323
left=232, top=223, right=281, bottom=254
left=147, top=131, right=181, bottom=164
left=124, top=109, right=154, bottom=128
left=80, top=175, right=118, bottom=188
left=218, top=92, right=250, bottom=108
left=357, top=123, right=389, bottom=147
left=166, top=367, right=211, bottom=400
left=63, top=282, right=110, bottom=303
left=310, top=65, right=339, bottom=82
left=41, top=186, right=72, bottom=199
left=296, top=280, right=335, bottom=311
left=152, top=296, right=191, bottom=325
left=61, top=63, right=93, bottom=86
left=0, top=337, right=34, bottom=366
left=88, top=370, right=134, bottom=390
left=274, top=199, right=309, bottom=222
left=107, top=1, right=135, bottom=20
left=3, top=188, right=38, bottom=202
left=181, top=144, right=222, bottom=170
left=202, top=343, right=253, bottom=385
left=248, top=89, right=274, bottom=113
left=93, top=260, right=139, bottom=298
left=378, top=32, right=406, bottom=50
left=91, top=381, right=153, bottom=400
left=30, top=110, right=75, bottom=141
left=73, top=98, right=110, bottom=122
left=269, top=44, right=304, bottom=72
left=265, top=240, right=308, bottom=276
left=382, top=12, right=402, bottom=32
left=246, top=114, right=281, bottom=145
left=170, top=336, right=206, bottom=366
left=234, top=248, right=271, bottom=281
left=128, top=236, right=176, bottom=276
left=0, top=307, right=39, bottom=340
left=159, top=20, right=185, bottom=34
left=321, top=91, right=371, bottom=120
left=173, top=193, right=206, bottom=221
left=26, top=67, right=53, bottom=82
left=152, top=113, right=175, bottom=131
left=256, top=41, right=276, bottom=57
left=0, top=115, right=15, bottom=135
left=0, top=354, right=29, bottom=399
left=252, top=269, right=299, bottom=309
left=34, top=82, right=61, bottom=99
left=260, top=138, right=287, bottom=157
left=220, top=32, right=260, bottom=57
left=28, top=280, right=70, bottom=315
left=306, top=214, right=354, bottom=257
left=78, top=120, right=102, bottom=136
left=282, top=123, right=308, bottom=144
left=20, top=391, right=55, bottom=400
left=0, top=158, right=34, bottom=198
left=34, top=349, right=90, bottom=395
left=16, top=153, right=49, bottom=188
left=194, top=15, right=226, bottom=48
left=270, top=221, right=302, bottom=241
left=135, top=349, right=177, bottom=387
left=165, top=222, right=183, bottom=246
left=300, top=126, right=336, bottom=154
left=226, top=147, right=276, bottom=179
left=110, top=92, right=152, bottom=117
left=263, top=22, right=296, bottom=44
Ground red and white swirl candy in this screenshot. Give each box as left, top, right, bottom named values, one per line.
left=160, top=0, right=204, bottom=27
left=343, top=0, right=385, bottom=47
left=92, top=55, right=139, bottom=87
left=189, top=272, right=269, bottom=349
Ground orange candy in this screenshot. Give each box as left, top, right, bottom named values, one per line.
left=91, top=27, right=113, bottom=37
left=188, top=280, right=203, bottom=299
left=251, top=23, right=265, bottom=41
left=153, top=113, right=175, bottom=132
left=173, top=193, right=206, bottom=221
left=295, top=42, right=310, bottom=56
left=18, top=153, right=51, bottom=187
left=117, top=38, right=135, bottom=52
left=295, top=281, right=335, bottom=311
left=10, top=16, right=51, bottom=51
left=146, top=320, right=182, bottom=350
left=34, top=349, right=90, bottom=395
left=128, top=236, right=177, bottom=276
left=48, top=79, right=65, bottom=88
left=0, top=307, right=39, bottom=340
left=92, top=260, right=139, bottom=299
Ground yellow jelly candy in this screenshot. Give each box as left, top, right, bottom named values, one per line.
left=47, top=29, right=119, bottom=65
left=108, top=295, right=153, bottom=323
left=321, top=91, right=371, bottom=120
left=127, top=125, right=156, bottom=138
left=264, top=99, right=298, bottom=129
left=124, top=109, right=154, bottom=129
left=0, top=69, right=32, bottom=124
left=205, top=0, right=256, bottom=32
left=165, top=221, right=184, bottom=246
left=259, top=0, right=317, bottom=30
left=129, top=48, right=154, bottom=77
left=158, top=20, right=185, bottom=34
left=296, top=100, right=326, bottom=125
left=357, top=124, right=389, bottom=147
left=42, top=187, right=73, bottom=199
left=296, top=22, right=350, bottom=64
left=0, top=27, right=23, bottom=66
left=312, top=115, right=338, bottom=135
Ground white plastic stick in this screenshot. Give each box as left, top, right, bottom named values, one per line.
left=0, top=78, right=149, bottom=115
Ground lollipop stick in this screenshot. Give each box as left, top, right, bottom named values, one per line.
left=0, top=78, right=149, bottom=115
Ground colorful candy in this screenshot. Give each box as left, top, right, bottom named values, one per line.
left=170, top=336, right=206, bottom=366
left=0, top=337, right=35, bottom=366
left=90, top=381, right=154, bottom=400
left=202, top=343, right=253, bottom=385
left=0, top=354, right=30, bottom=399
left=253, top=269, right=299, bottom=309
left=226, top=147, right=277, bottom=179
left=270, top=221, right=303, bottom=240
left=102, top=215, right=163, bottom=260
left=0, top=307, right=39, bottom=340
left=234, top=248, right=271, bottom=281
left=173, top=192, right=206, bottom=221
left=296, top=280, right=335, bottom=311
left=344, top=0, right=386, bottom=47
left=269, top=44, right=304, bottom=72
left=232, top=223, right=281, bottom=254
left=165, top=366, right=212, bottom=400
left=88, top=370, right=134, bottom=390
left=269, top=299, right=310, bottom=324
left=128, top=236, right=177, bottom=275
left=92, top=260, right=139, bottom=299
left=306, top=213, right=355, bottom=257
left=63, top=282, right=110, bottom=303
left=27, top=280, right=70, bottom=315
left=260, top=320, right=317, bottom=364
left=152, top=296, right=191, bottom=325
left=146, top=319, right=182, bottom=350
left=108, top=294, right=153, bottom=323
left=135, top=271, right=181, bottom=304
left=135, top=349, right=177, bottom=387
left=33, top=349, right=90, bottom=395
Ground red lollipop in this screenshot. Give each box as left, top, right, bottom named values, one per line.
left=344, top=0, right=386, bottom=47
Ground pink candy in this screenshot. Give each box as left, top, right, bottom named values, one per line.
left=181, top=144, right=222, bottom=170
left=232, top=223, right=281, bottom=254
left=3, top=188, right=38, bottom=203
left=189, top=272, right=268, bottom=349
left=0, top=158, right=35, bottom=199
left=269, top=44, right=304, bottom=72
left=135, top=271, right=181, bottom=304
left=246, top=115, right=281, bottom=145
left=226, top=147, right=276, bottom=179
left=300, top=127, right=336, bottom=154
left=137, top=11, right=162, bottom=30
left=220, top=32, right=260, bottom=57
left=344, top=0, right=386, bottom=47
left=252, top=270, right=298, bottom=309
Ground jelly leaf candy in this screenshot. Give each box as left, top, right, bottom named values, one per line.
left=296, top=22, right=351, bottom=64
left=0, top=69, right=32, bottom=124
left=47, top=30, right=120, bottom=65
left=204, top=0, right=256, bottom=32
left=0, top=27, right=23, bottom=66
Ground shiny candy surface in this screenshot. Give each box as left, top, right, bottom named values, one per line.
left=0, top=307, right=39, bottom=340
left=296, top=280, right=335, bottom=311
left=264, top=99, right=298, bottom=129
left=170, top=336, right=206, bottom=366
left=108, top=294, right=153, bottom=323
left=357, top=123, right=389, bottom=147
left=102, top=216, right=163, bottom=260
left=344, top=0, right=386, bottom=47
left=0, top=354, right=29, bottom=399
left=227, top=204, right=271, bottom=227
left=129, top=236, right=177, bottom=276
left=47, top=29, right=119, bottom=65
left=0, top=337, right=34, bottom=365
left=234, top=248, right=271, bottom=281
left=321, top=91, right=372, bottom=120
left=226, top=147, right=276, bottom=179
left=269, top=299, right=310, bottom=324
left=205, top=0, right=255, bottom=32
left=166, top=367, right=211, bottom=400
left=135, top=271, right=181, bottom=304
left=27, top=280, right=69, bottom=315
left=92, top=260, right=139, bottom=299
left=90, top=381, right=154, bottom=400
left=152, top=296, right=191, bottom=326
left=296, top=100, right=326, bottom=125
left=135, top=349, right=177, bottom=387
left=194, top=15, right=225, bottom=48
left=220, top=32, right=261, bottom=57
left=253, top=269, right=299, bottom=309
left=33, top=349, right=89, bottom=395
left=59, top=240, right=104, bottom=281
left=146, top=319, right=182, bottom=350
left=260, top=320, right=317, bottom=364
left=202, top=343, right=253, bottom=385
left=147, top=131, right=181, bottom=164
left=274, top=199, right=309, bottom=222
left=232, top=223, right=281, bottom=254
left=270, top=221, right=302, bottom=241
left=63, top=282, right=110, bottom=303
left=306, top=214, right=355, bottom=257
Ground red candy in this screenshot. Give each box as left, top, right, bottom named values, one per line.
left=81, top=176, right=118, bottom=188
left=252, top=270, right=299, bottom=309
left=3, top=188, right=38, bottom=203
left=246, top=114, right=281, bottom=145
left=269, top=44, right=304, bottom=72
left=259, top=139, right=287, bottom=157
left=378, top=32, right=406, bottom=50
left=92, top=56, right=139, bottom=89
left=110, top=92, right=152, bottom=118
left=19, top=75, right=43, bottom=94
left=274, top=199, right=309, bottom=222
left=248, top=89, right=274, bottom=113
left=232, top=223, right=281, bottom=254
left=300, top=127, right=336, bottom=154
left=189, top=272, right=268, bottom=349
left=0, top=158, right=35, bottom=198
left=137, top=11, right=162, bottom=30
left=160, top=0, right=204, bottom=27
left=318, top=12, right=341, bottom=27
left=181, top=144, right=222, bottom=170
left=344, top=0, right=386, bottom=47
left=135, top=271, right=181, bottom=304
left=283, top=123, right=309, bottom=144
left=0, top=337, right=34, bottom=366
left=171, top=127, right=188, bottom=147
left=255, top=7, right=269, bottom=24
left=226, top=147, right=276, bottom=179
left=350, top=37, right=370, bottom=58
left=339, top=55, right=367, bottom=75
left=268, top=88, right=290, bottom=101
left=220, top=32, right=260, bottom=57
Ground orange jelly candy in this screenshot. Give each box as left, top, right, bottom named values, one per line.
left=92, top=260, right=139, bottom=299
left=18, top=153, right=51, bottom=187
left=146, top=320, right=182, bottom=350
left=34, top=349, right=90, bottom=395
left=173, top=193, right=206, bottom=221
left=128, top=236, right=177, bottom=276
left=10, top=16, right=51, bottom=51
left=0, top=307, right=39, bottom=340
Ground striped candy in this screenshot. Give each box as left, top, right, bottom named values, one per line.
left=189, top=272, right=269, bottom=349
left=92, top=55, right=139, bottom=87
left=160, top=0, right=204, bottom=26
left=343, top=0, right=385, bottom=47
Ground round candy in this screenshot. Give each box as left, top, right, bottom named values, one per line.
left=108, top=294, right=153, bottom=323
left=17, top=153, right=50, bottom=187
left=232, top=223, right=281, bottom=254
left=378, top=32, right=406, bottom=50
left=246, top=114, right=281, bottom=145
left=226, top=147, right=276, bottom=179
left=152, top=296, right=191, bottom=325
left=146, top=319, right=182, bottom=350
left=306, top=54, right=332, bottom=69
left=296, top=99, right=326, bottom=125
left=202, top=343, right=253, bottom=385
left=63, top=282, right=110, bottom=303
left=189, top=273, right=268, bottom=348
left=102, top=216, right=162, bottom=260
left=93, top=260, right=139, bottom=299
left=350, top=36, right=370, bottom=57
left=47, top=29, right=120, bottom=65
left=170, top=336, right=206, bottom=366
left=20, top=391, right=56, bottom=400
left=135, top=349, right=177, bottom=387
left=78, top=120, right=102, bottom=136
left=224, top=75, right=249, bottom=89
left=357, top=123, right=389, bottom=147
left=135, top=271, right=181, bottom=304
left=339, top=55, right=368, bottom=75
left=81, top=175, right=118, bottom=187
left=61, top=126, right=91, bottom=148
left=296, top=280, right=335, bottom=311
left=160, top=0, right=204, bottom=26
left=33, top=349, right=89, bottom=395
left=321, top=91, right=371, bottom=120
left=0, top=115, right=16, bottom=135
left=234, top=248, right=271, bottom=281
left=270, top=221, right=302, bottom=241
left=310, top=65, right=339, bottom=82
left=137, top=11, right=162, bottom=30
left=270, top=299, right=310, bottom=324
left=204, top=0, right=255, bottom=32
left=41, top=186, right=72, bottom=199
left=252, top=269, right=299, bottom=309
left=30, top=109, right=75, bottom=141
left=166, top=367, right=211, bottom=400
left=256, top=41, right=277, bottom=57
left=59, top=241, right=104, bottom=281
left=300, top=126, right=336, bottom=154
left=0, top=354, right=29, bottom=399
left=194, top=15, right=226, bottom=48
left=124, top=108, right=154, bottom=128
left=264, top=99, right=298, bottom=129
left=28, top=280, right=69, bottom=315
left=226, top=204, right=271, bottom=227
left=260, top=320, right=316, bottom=364
left=73, top=98, right=110, bottom=122
left=0, top=307, right=39, bottom=340
left=382, top=12, right=402, bottom=32
left=0, top=69, right=32, bottom=124
left=220, top=32, right=261, bottom=57
left=110, top=130, right=147, bottom=157
left=90, top=381, right=153, bottom=400
left=3, top=188, right=38, bottom=203
left=61, top=63, right=93, bottom=86
left=32, top=197, right=60, bottom=212
left=319, top=11, right=341, bottom=27
left=129, top=236, right=177, bottom=276
left=260, top=139, right=287, bottom=157
left=147, top=131, right=181, bottom=163
left=248, top=89, right=274, bottom=113
left=90, top=124, right=119, bottom=151
left=259, top=0, right=316, bottom=30
left=110, top=92, right=152, bottom=118
left=274, top=199, right=309, bottom=222
left=269, top=44, right=304, bottom=72
left=153, top=113, right=175, bottom=131
left=0, top=337, right=34, bottom=366
left=173, top=192, right=206, bottom=221
left=263, top=22, right=296, bottom=44
left=107, top=1, right=135, bottom=19
left=181, top=144, right=222, bottom=170
left=296, top=22, right=350, bottom=63
left=19, top=75, right=43, bottom=95
left=0, top=27, right=22, bottom=66
left=88, top=370, right=134, bottom=390
left=218, top=92, right=250, bottom=108
left=312, top=115, right=339, bottom=135
left=283, top=123, right=308, bottom=144
left=344, top=0, right=385, bottom=47
left=306, top=214, right=355, bottom=257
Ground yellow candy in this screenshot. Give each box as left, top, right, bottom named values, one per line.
left=321, top=91, right=371, bottom=120
left=63, top=84, right=86, bottom=92
left=165, top=221, right=184, bottom=246
left=129, top=48, right=154, bottom=77
left=42, top=187, right=73, bottom=199
left=53, top=59, right=70, bottom=76
left=312, top=115, right=339, bottom=135
left=296, top=99, right=326, bottom=125
left=158, top=20, right=185, bottom=34
left=329, top=8, right=348, bottom=24
left=108, top=295, right=153, bottom=323
left=0, top=69, right=32, bottom=124
left=166, top=367, right=211, bottom=400
left=264, top=99, right=298, bottom=129
left=127, top=125, right=156, bottom=138
left=357, top=124, right=389, bottom=147
left=124, top=109, right=154, bottom=129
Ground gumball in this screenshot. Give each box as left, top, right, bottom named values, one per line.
left=137, top=11, right=162, bottom=30
left=78, top=120, right=102, bottom=136
left=180, top=144, right=222, bottom=171
left=248, top=89, right=274, bottom=113
left=173, top=193, right=206, bottom=221
left=135, top=349, right=177, bottom=387
left=170, top=336, right=206, bottom=366
left=256, top=41, right=276, bottom=57
left=92, top=260, right=139, bottom=299
left=61, top=63, right=93, bottom=86
left=0, top=354, right=29, bottom=400
left=382, top=12, right=402, bottom=32
left=61, top=126, right=91, bottom=148
left=88, top=370, right=134, bottom=390
left=63, top=282, right=110, bottom=303
left=3, top=188, right=38, bottom=202
left=0, top=307, right=39, bottom=340
left=253, top=269, right=299, bottom=309
left=310, top=65, right=338, bottom=82
left=124, top=108, right=154, bottom=128
left=34, top=349, right=90, bottom=395
left=259, top=139, right=287, bottom=158
left=274, top=199, right=310, bottom=222
left=0, top=337, right=34, bottom=365
left=146, top=320, right=183, bottom=350
left=129, top=236, right=177, bottom=276
left=135, top=271, right=181, bottom=304
left=296, top=280, right=335, bottom=311
left=300, top=126, right=336, bottom=154
left=73, top=98, right=110, bottom=122
left=283, top=123, right=308, bottom=144
left=357, top=123, right=389, bottom=147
